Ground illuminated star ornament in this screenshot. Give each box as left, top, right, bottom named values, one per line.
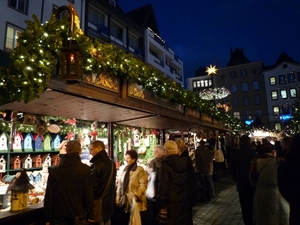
left=206, top=64, right=218, bottom=76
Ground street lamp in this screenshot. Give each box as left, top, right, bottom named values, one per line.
left=54, top=5, right=83, bottom=83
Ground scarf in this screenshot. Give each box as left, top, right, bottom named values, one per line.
left=122, top=161, right=137, bottom=195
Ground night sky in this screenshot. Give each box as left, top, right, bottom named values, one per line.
left=119, top=0, right=300, bottom=83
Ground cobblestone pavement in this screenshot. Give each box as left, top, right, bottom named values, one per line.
left=192, top=173, right=244, bottom=225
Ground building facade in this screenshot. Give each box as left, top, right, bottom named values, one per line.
left=0, top=0, right=184, bottom=86
left=263, top=52, right=300, bottom=130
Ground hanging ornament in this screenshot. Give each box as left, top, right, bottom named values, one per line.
left=90, top=121, right=98, bottom=141
left=9, top=111, right=18, bottom=144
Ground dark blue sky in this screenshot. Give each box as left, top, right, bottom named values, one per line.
left=119, top=0, right=300, bottom=80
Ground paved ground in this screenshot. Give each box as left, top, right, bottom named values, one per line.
left=192, top=173, right=244, bottom=225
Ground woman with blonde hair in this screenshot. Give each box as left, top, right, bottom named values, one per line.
left=157, top=140, right=189, bottom=225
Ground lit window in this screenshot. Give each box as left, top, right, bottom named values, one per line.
left=290, top=88, right=297, bottom=98
left=8, top=0, right=28, bottom=14
left=271, top=91, right=278, bottom=100
left=273, top=106, right=279, bottom=116
left=5, top=25, right=22, bottom=51
left=233, top=112, right=240, bottom=119
left=241, top=83, right=249, bottom=92
left=197, top=81, right=200, bottom=88
left=193, top=81, right=197, bottom=88
left=280, top=89, right=287, bottom=99
left=231, top=84, right=238, bottom=93
left=269, top=77, right=276, bottom=85
left=252, top=81, right=260, bottom=90
left=275, top=123, right=281, bottom=130
left=200, top=80, right=205, bottom=87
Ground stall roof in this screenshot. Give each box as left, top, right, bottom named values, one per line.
left=0, top=79, right=230, bottom=131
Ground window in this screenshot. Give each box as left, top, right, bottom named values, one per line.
left=8, top=0, right=28, bottom=14
left=243, top=96, right=250, bottom=106
left=245, top=111, right=251, bottom=119
left=230, top=71, right=236, bottom=79
left=282, top=105, right=289, bottom=114
left=233, top=112, right=240, bottom=119
left=88, top=7, right=105, bottom=27
left=278, top=75, right=286, bottom=84
left=193, top=81, right=197, bottom=88
left=252, top=81, right=260, bottom=90
left=253, top=95, right=262, bottom=105
left=271, top=91, right=278, bottom=100
left=269, top=77, right=276, bottom=85
left=232, top=98, right=239, bottom=107
left=129, top=33, right=139, bottom=48
left=288, top=73, right=295, bottom=83
left=5, top=25, right=22, bottom=51
left=231, top=84, right=238, bottom=93
left=110, top=21, right=123, bottom=41
left=196, top=81, right=200, bottom=87
left=241, top=82, right=249, bottom=92
left=256, top=110, right=263, bottom=118
left=275, top=123, right=281, bottom=130
left=240, top=69, right=247, bottom=77
left=273, top=106, right=279, bottom=116
left=280, top=89, right=287, bottom=99
left=290, top=88, right=297, bottom=98
left=297, top=72, right=300, bottom=82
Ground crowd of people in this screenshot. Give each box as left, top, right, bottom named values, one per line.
left=43, top=132, right=300, bottom=225
left=231, top=134, right=300, bottom=225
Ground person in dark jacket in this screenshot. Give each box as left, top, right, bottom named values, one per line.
left=194, top=140, right=213, bottom=202
left=278, top=133, right=300, bottom=225
left=176, top=139, right=198, bottom=225
left=44, top=140, right=94, bottom=225
left=90, top=140, right=116, bottom=225
left=157, top=140, right=189, bottom=225
left=230, top=135, right=257, bottom=225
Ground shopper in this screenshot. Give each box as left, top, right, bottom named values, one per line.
left=194, top=140, right=213, bottom=202
left=147, top=145, right=165, bottom=225
left=44, top=140, right=94, bottom=225
left=90, top=140, right=116, bottom=225
left=278, top=133, right=300, bottom=225
left=250, top=142, right=289, bottom=225
left=115, top=150, right=148, bottom=225
left=230, top=135, right=257, bottom=225
left=176, top=139, right=198, bottom=225
left=156, top=140, right=189, bottom=225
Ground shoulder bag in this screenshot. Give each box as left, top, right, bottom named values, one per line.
left=94, top=160, right=115, bottom=223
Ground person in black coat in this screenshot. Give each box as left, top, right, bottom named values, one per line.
left=176, top=139, right=198, bottom=225
left=157, top=140, right=189, bottom=225
left=230, top=135, right=257, bottom=225
left=44, top=140, right=94, bottom=225
left=278, top=133, right=300, bottom=225
left=90, top=140, right=116, bottom=225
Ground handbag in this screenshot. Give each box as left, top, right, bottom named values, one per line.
left=146, top=171, right=156, bottom=200
left=214, top=149, right=224, bottom=162
left=129, top=199, right=141, bottom=225
left=94, top=160, right=115, bottom=223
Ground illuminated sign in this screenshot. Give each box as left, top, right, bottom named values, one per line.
left=280, top=114, right=291, bottom=121
left=245, top=120, right=254, bottom=125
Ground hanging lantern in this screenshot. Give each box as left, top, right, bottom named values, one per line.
left=60, top=40, right=83, bottom=83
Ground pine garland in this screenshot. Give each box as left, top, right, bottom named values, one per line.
left=0, top=14, right=246, bottom=134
